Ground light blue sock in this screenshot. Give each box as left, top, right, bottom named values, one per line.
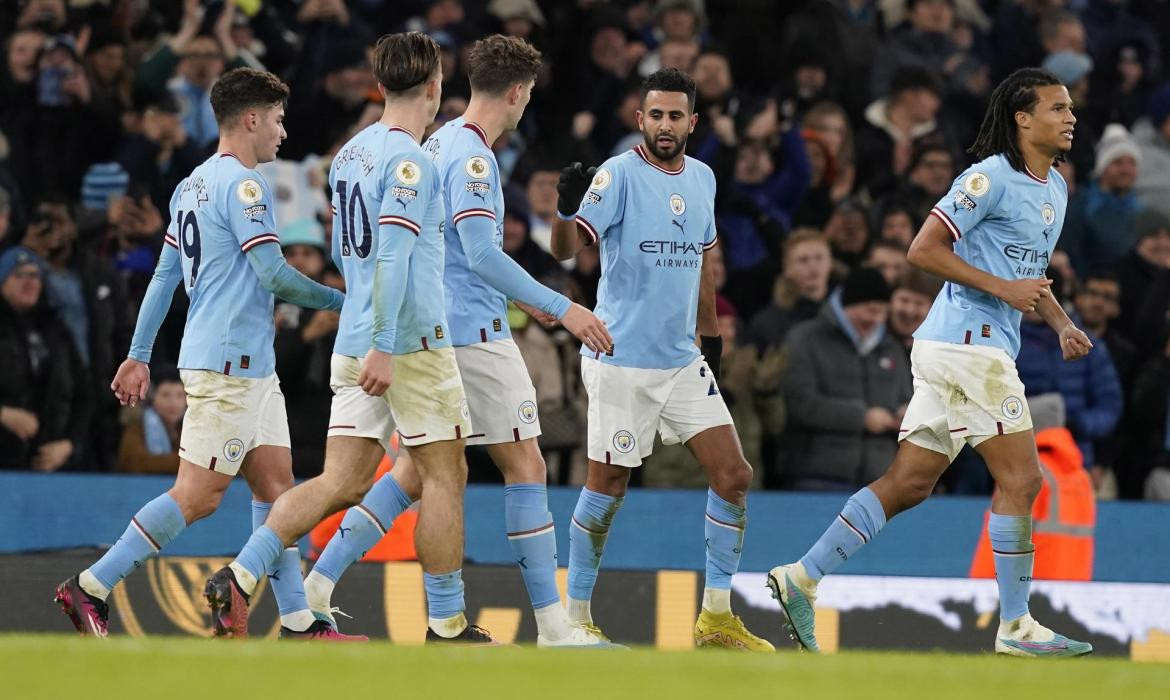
left=88, top=493, right=186, bottom=590
left=567, top=488, right=623, bottom=601
left=704, top=489, right=746, bottom=590
left=251, top=501, right=308, bottom=617
left=234, top=525, right=284, bottom=588
left=989, top=513, right=1034, bottom=622
left=504, top=483, right=559, bottom=609
left=424, top=570, right=465, bottom=620
left=799, top=487, right=887, bottom=581
left=312, top=474, right=411, bottom=583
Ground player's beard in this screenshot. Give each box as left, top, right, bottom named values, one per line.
left=643, top=129, right=688, bottom=161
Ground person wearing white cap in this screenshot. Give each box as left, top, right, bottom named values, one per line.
left=1061, top=123, right=1143, bottom=274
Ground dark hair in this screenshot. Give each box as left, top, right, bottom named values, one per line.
left=466, top=34, right=542, bottom=95
left=889, top=66, right=941, bottom=98
left=372, top=32, right=441, bottom=94
left=969, top=68, right=1064, bottom=171
left=908, top=141, right=953, bottom=172
left=869, top=239, right=908, bottom=256
left=152, top=363, right=181, bottom=386
left=1038, top=9, right=1080, bottom=43
left=640, top=67, right=696, bottom=111
left=209, top=68, right=289, bottom=126
left=1082, top=267, right=1120, bottom=286
left=893, top=267, right=943, bottom=298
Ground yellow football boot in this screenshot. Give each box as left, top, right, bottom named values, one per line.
left=694, top=609, right=775, bottom=651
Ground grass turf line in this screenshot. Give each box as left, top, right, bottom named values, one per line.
left=3, top=634, right=1168, bottom=700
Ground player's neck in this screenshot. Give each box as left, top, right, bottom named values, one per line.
left=379, top=104, right=427, bottom=143
left=462, top=99, right=507, bottom=145
left=216, top=136, right=257, bottom=169
left=1019, top=142, right=1054, bottom=181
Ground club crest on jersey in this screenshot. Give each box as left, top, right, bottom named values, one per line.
left=223, top=438, right=245, bottom=462
left=613, top=430, right=635, bottom=453
left=396, top=160, right=421, bottom=185
left=590, top=168, right=611, bottom=191
left=669, top=193, right=686, bottom=215
left=963, top=172, right=991, bottom=197
left=1042, top=203, right=1056, bottom=226
left=1002, top=396, right=1024, bottom=421
left=466, top=156, right=490, bottom=179
left=518, top=400, right=538, bottom=424
left=236, top=179, right=262, bottom=205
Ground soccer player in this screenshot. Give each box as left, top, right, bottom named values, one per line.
left=301, top=34, right=616, bottom=648
left=548, top=68, right=772, bottom=651
left=205, top=33, right=489, bottom=644
left=766, top=68, right=1094, bottom=657
left=54, top=68, right=349, bottom=639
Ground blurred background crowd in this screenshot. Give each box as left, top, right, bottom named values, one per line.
left=3, top=0, right=1170, bottom=502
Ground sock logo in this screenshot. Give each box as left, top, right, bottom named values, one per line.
left=517, top=557, right=528, bottom=570
left=1019, top=576, right=1032, bottom=582
left=338, top=526, right=351, bottom=538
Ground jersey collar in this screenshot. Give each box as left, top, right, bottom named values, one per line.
left=1023, top=163, right=1048, bottom=184
left=462, top=121, right=490, bottom=147
left=387, top=125, right=418, bottom=142
left=634, top=144, right=684, bottom=175
left=218, top=151, right=242, bottom=162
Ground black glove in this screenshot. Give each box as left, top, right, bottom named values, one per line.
left=701, top=335, right=723, bottom=381
left=556, top=162, right=596, bottom=216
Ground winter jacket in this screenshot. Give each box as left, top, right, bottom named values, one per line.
left=781, top=304, right=912, bottom=486
left=1016, top=319, right=1122, bottom=465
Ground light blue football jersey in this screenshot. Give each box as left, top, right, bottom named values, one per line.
left=914, top=154, right=1068, bottom=359
left=574, top=145, right=718, bottom=369
left=330, top=123, right=449, bottom=357
left=167, top=152, right=284, bottom=377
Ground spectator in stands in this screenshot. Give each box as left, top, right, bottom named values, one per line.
left=1017, top=274, right=1122, bottom=472
left=750, top=228, right=833, bottom=353
left=1122, top=329, right=1170, bottom=499
left=1043, top=50, right=1098, bottom=177
left=1090, top=42, right=1154, bottom=132
left=865, top=240, right=909, bottom=287
left=0, top=185, right=11, bottom=246
left=823, top=196, right=871, bottom=272
left=900, top=141, right=955, bottom=218
left=83, top=27, right=131, bottom=154
left=281, top=44, right=373, bottom=161
left=0, top=247, right=89, bottom=471
left=117, top=364, right=184, bottom=474
left=1062, top=123, right=1143, bottom=275
left=855, top=67, right=945, bottom=199
left=1133, top=82, right=1170, bottom=219
left=489, top=0, right=546, bottom=45
left=1074, top=269, right=1136, bottom=389
left=1115, top=209, right=1170, bottom=358
left=688, top=47, right=735, bottom=157
left=781, top=267, right=911, bottom=491
left=570, top=11, right=643, bottom=159
left=274, top=224, right=337, bottom=478
left=873, top=196, right=918, bottom=248
left=1040, top=9, right=1087, bottom=58
left=117, top=92, right=203, bottom=214
left=794, top=101, right=855, bottom=227
left=523, top=165, right=559, bottom=255
left=887, top=267, right=941, bottom=357
left=868, top=0, right=961, bottom=100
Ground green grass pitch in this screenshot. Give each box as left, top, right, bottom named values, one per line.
left=4, top=634, right=1169, bottom=700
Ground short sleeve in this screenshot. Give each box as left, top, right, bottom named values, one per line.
left=575, top=161, right=626, bottom=245
left=227, top=173, right=280, bottom=252
left=378, top=155, right=437, bottom=236
left=448, top=148, right=498, bottom=229
left=929, top=166, right=1005, bottom=241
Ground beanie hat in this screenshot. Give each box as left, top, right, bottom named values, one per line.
left=1042, top=51, right=1093, bottom=86
left=840, top=267, right=891, bottom=307
left=1093, top=123, right=1142, bottom=178
left=0, top=246, right=45, bottom=284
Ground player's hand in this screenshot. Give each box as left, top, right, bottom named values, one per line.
left=359, top=348, right=393, bottom=397
left=0, top=406, right=39, bottom=441
left=557, top=162, right=596, bottom=216
left=864, top=407, right=896, bottom=434
left=1059, top=324, right=1093, bottom=361
left=997, top=278, right=1052, bottom=312
left=111, top=358, right=151, bottom=407
left=561, top=303, right=613, bottom=355
left=32, top=439, right=73, bottom=472
left=514, top=300, right=558, bottom=329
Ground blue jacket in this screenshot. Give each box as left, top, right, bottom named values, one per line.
left=1016, top=318, right=1122, bottom=465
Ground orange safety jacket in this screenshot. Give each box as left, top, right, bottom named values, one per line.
left=307, top=435, right=418, bottom=562
left=969, top=426, right=1095, bottom=580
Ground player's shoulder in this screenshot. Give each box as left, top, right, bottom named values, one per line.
left=952, top=154, right=1006, bottom=201
left=1048, top=165, right=1068, bottom=195
left=683, top=155, right=715, bottom=185
left=446, top=128, right=496, bottom=180
left=212, top=154, right=271, bottom=205
left=385, top=142, right=437, bottom=189
left=590, top=150, right=639, bottom=189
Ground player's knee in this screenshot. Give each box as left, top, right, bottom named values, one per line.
left=176, top=488, right=223, bottom=522
left=1000, top=462, right=1043, bottom=502
left=890, top=472, right=934, bottom=510
left=710, top=458, right=752, bottom=498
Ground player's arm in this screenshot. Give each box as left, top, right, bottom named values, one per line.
left=698, top=240, right=722, bottom=379
left=550, top=162, right=597, bottom=261
left=245, top=244, right=343, bottom=311
left=907, top=216, right=1052, bottom=313
left=1034, top=286, right=1093, bottom=361
left=114, top=236, right=183, bottom=407
left=363, top=220, right=417, bottom=396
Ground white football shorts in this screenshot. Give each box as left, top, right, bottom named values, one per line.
left=178, top=370, right=290, bottom=476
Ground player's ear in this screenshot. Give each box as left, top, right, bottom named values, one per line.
left=1015, top=109, right=1031, bottom=130
left=635, top=109, right=644, bottom=130
left=689, top=111, right=698, bottom=133
left=508, top=82, right=522, bottom=106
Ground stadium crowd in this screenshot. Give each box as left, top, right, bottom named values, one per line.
left=2, top=0, right=1170, bottom=501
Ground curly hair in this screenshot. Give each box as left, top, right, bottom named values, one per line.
left=209, top=68, right=288, bottom=125
left=466, top=34, right=542, bottom=95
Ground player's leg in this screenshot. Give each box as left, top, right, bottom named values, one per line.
left=57, top=457, right=227, bottom=636
left=305, top=448, right=420, bottom=620
left=566, top=459, right=630, bottom=628
left=977, top=430, right=1092, bottom=656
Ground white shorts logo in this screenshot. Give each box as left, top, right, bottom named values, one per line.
left=1042, top=203, right=1056, bottom=226
left=669, top=193, right=686, bottom=215
left=1002, top=396, right=1024, bottom=421
left=613, top=430, right=635, bottom=453
left=518, top=400, right=537, bottom=424
left=459, top=398, right=471, bottom=421
left=223, top=438, right=245, bottom=462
